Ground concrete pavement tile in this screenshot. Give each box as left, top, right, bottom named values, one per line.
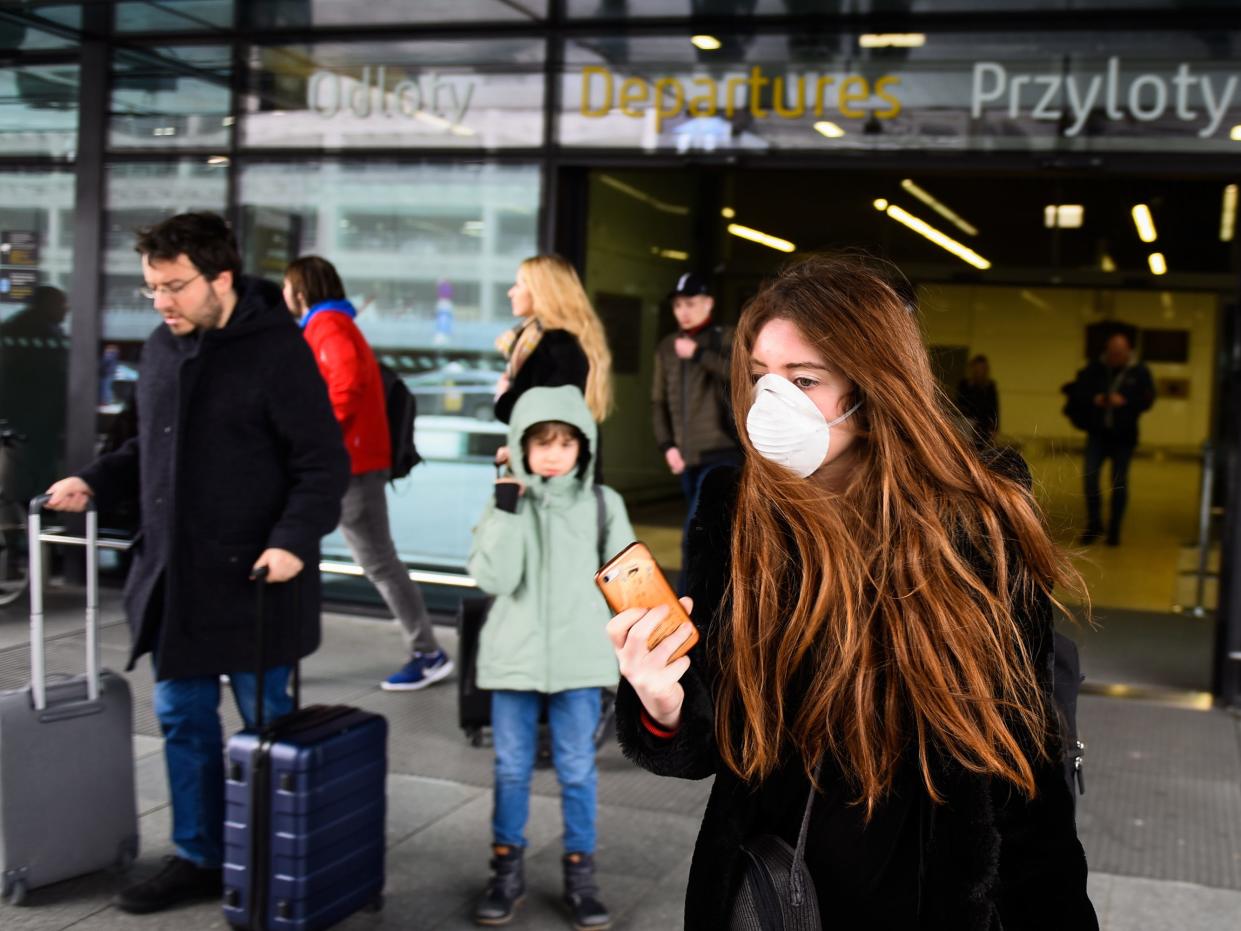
left=590, top=803, right=702, bottom=880
left=133, top=734, right=162, bottom=759
left=1098, top=874, right=1241, bottom=931
left=0, top=872, right=118, bottom=931
left=332, top=792, right=564, bottom=931
left=64, top=901, right=231, bottom=930
left=612, top=853, right=694, bottom=930
left=385, top=773, right=487, bottom=847
left=1087, top=871, right=1115, bottom=924
left=135, top=750, right=170, bottom=815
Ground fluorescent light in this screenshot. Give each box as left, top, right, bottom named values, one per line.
left=727, top=223, right=796, bottom=253
left=1100, top=253, right=1117, bottom=272
left=1148, top=252, right=1167, bottom=275
left=206, top=155, right=230, bottom=166
left=691, top=35, right=721, bottom=51
left=1132, top=204, right=1157, bottom=243
left=874, top=201, right=991, bottom=270
left=721, top=207, right=736, bottom=219
left=1231, top=124, right=1241, bottom=141
left=1020, top=289, right=1051, bottom=311
left=858, top=33, right=926, bottom=48
left=599, top=174, right=689, bottom=216
left=873, top=198, right=889, bottom=210
left=1221, top=184, right=1237, bottom=242
left=1044, top=204, right=1084, bottom=229
left=901, top=179, right=978, bottom=236
left=813, top=121, right=845, bottom=138
left=658, top=248, right=689, bottom=261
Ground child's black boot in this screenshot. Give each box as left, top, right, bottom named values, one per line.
left=563, top=852, right=610, bottom=930
left=474, top=844, right=525, bottom=926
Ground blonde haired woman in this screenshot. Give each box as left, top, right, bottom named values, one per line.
left=494, top=255, right=613, bottom=425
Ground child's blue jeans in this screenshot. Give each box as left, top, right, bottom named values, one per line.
left=491, top=688, right=600, bottom=854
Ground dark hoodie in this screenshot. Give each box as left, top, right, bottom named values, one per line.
left=78, top=276, right=349, bottom=680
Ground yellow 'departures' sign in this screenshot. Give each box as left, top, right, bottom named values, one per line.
left=579, top=65, right=902, bottom=132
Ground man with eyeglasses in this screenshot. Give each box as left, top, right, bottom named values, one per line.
left=44, top=212, right=349, bottom=914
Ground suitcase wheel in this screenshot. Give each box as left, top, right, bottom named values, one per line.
left=466, top=727, right=485, bottom=748
left=6, top=878, right=27, bottom=906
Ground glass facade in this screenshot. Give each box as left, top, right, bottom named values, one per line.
left=561, top=30, right=1241, bottom=154
left=0, top=2, right=1238, bottom=687
left=243, top=39, right=546, bottom=150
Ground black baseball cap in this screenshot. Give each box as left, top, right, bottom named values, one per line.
left=668, top=272, right=711, bottom=299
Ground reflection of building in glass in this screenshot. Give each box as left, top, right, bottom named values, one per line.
left=95, top=160, right=538, bottom=355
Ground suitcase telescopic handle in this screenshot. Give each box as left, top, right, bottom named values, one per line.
left=28, top=494, right=99, bottom=712
left=251, top=566, right=300, bottom=732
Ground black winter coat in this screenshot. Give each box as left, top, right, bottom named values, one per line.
left=615, top=466, right=1097, bottom=931
left=1062, top=360, right=1155, bottom=446
left=494, top=328, right=589, bottom=425
left=78, top=276, right=350, bottom=680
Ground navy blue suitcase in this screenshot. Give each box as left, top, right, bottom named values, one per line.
left=221, top=572, right=387, bottom=930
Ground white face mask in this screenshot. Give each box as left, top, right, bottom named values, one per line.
left=746, top=373, right=862, bottom=478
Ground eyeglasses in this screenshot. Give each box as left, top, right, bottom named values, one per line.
left=138, top=273, right=202, bottom=300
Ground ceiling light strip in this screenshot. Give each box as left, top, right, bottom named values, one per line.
left=726, top=223, right=796, bottom=253
left=1132, top=203, right=1157, bottom=243
left=900, top=179, right=978, bottom=236
left=875, top=201, right=991, bottom=270
left=1221, top=184, right=1237, bottom=243
left=1148, top=252, right=1167, bottom=275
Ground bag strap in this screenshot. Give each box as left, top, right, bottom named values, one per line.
left=789, top=759, right=823, bottom=908
left=593, top=484, right=606, bottom=565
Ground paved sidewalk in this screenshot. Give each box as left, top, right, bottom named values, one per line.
left=1, top=589, right=1239, bottom=930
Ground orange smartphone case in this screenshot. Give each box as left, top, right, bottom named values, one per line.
left=595, top=541, right=699, bottom=663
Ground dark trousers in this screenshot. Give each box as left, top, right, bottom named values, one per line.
left=1084, top=434, right=1135, bottom=536
left=678, top=449, right=742, bottom=594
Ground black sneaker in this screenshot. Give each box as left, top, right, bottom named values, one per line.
left=113, top=856, right=222, bottom=914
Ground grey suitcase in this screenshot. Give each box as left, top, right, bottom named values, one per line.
left=0, top=497, right=139, bottom=905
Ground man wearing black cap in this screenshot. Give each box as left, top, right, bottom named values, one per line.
left=652, top=273, right=739, bottom=586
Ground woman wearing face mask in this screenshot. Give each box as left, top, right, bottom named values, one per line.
left=607, top=256, right=1097, bottom=930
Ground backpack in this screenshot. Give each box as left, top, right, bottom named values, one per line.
left=1050, top=631, right=1086, bottom=806
left=378, top=362, right=422, bottom=480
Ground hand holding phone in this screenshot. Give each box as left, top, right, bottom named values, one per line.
left=596, top=542, right=699, bottom=663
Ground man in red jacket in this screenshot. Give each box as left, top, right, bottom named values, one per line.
left=284, top=256, right=451, bottom=690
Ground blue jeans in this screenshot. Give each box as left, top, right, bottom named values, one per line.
left=153, top=666, right=293, bottom=868
left=1084, top=434, right=1136, bottom=535
left=491, top=689, right=600, bottom=854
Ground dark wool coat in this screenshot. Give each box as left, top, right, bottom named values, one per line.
left=78, top=276, right=350, bottom=681
left=615, top=465, right=1098, bottom=931
left=1062, top=360, right=1155, bottom=446
left=493, top=328, right=589, bottom=425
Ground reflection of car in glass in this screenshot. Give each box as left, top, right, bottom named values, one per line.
left=97, top=362, right=139, bottom=416
left=404, top=363, right=500, bottom=421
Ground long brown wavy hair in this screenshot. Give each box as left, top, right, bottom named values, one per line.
left=717, top=255, right=1082, bottom=813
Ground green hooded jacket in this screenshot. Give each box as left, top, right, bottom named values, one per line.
left=468, top=386, right=635, bottom=693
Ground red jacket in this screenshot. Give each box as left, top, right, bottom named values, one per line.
left=302, top=307, right=390, bottom=476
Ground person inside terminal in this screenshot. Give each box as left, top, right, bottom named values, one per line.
left=2, top=2, right=1240, bottom=927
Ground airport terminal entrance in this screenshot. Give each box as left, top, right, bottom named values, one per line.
left=575, top=163, right=1240, bottom=700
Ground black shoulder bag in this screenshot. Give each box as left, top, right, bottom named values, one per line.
left=729, top=762, right=823, bottom=931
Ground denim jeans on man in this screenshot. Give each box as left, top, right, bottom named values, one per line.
left=679, top=449, right=743, bottom=593
left=1083, top=433, right=1136, bottom=538
left=339, top=469, right=439, bottom=654
left=491, top=688, right=600, bottom=854
left=153, top=665, right=292, bottom=867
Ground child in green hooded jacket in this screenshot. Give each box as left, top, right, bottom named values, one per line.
left=467, top=385, right=634, bottom=930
